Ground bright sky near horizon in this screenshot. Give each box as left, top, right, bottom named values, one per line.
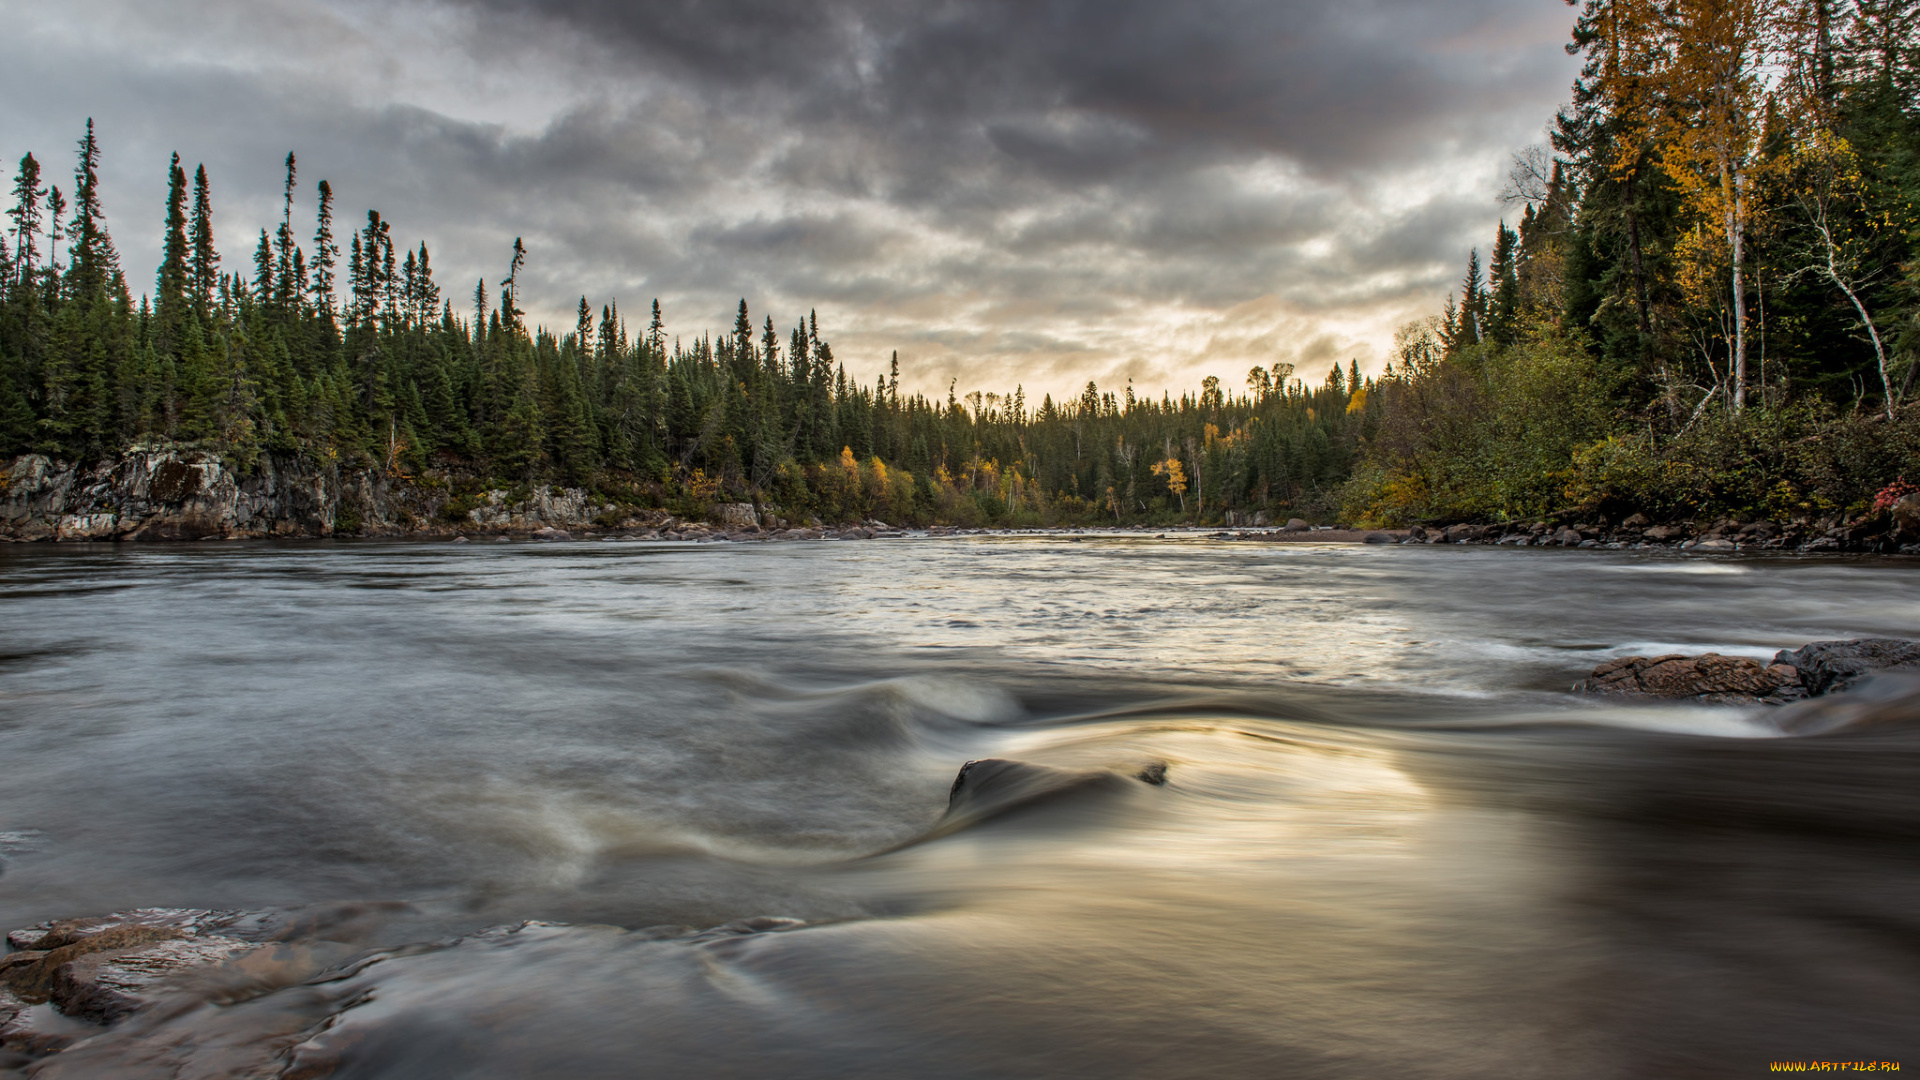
left=0, top=0, right=1579, bottom=401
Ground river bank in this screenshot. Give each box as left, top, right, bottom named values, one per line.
left=10, top=448, right=1920, bottom=554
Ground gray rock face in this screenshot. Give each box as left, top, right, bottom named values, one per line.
left=2, top=448, right=345, bottom=541
left=712, top=502, right=759, bottom=528
left=464, top=487, right=610, bottom=532
left=1, top=449, right=624, bottom=541
left=1774, top=639, right=1920, bottom=697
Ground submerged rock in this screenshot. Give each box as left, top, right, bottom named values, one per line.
left=939, top=757, right=1169, bottom=833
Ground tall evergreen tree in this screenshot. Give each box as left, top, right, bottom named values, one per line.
left=188, top=165, right=218, bottom=318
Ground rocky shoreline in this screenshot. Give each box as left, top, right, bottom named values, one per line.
left=1220, top=502, right=1920, bottom=555
left=6, top=449, right=1920, bottom=551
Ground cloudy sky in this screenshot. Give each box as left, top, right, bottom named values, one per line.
left=1, top=0, right=1578, bottom=400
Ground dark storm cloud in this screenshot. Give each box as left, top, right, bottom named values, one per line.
left=1, top=0, right=1577, bottom=395
left=468, top=0, right=1562, bottom=172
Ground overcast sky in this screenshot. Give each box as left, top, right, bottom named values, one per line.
left=1, top=0, right=1578, bottom=401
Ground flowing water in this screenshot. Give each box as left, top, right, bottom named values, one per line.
left=1, top=536, right=1917, bottom=1078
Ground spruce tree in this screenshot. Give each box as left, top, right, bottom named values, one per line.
left=155, top=153, right=190, bottom=360
left=273, top=153, right=298, bottom=310
left=188, top=165, right=218, bottom=319
left=7, top=154, right=44, bottom=288
left=312, top=179, right=337, bottom=320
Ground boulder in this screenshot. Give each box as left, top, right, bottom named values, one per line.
left=1283, top=518, right=1310, bottom=532
left=1361, top=531, right=1395, bottom=544
left=1442, top=523, right=1482, bottom=543
left=1581, top=653, right=1803, bottom=704
left=530, top=527, right=572, bottom=542
left=712, top=502, right=759, bottom=528
left=1644, top=525, right=1685, bottom=542
left=1892, top=493, right=1920, bottom=539
left=1774, top=639, right=1920, bottom=697
left=1551, top=527, right=1583, bottom=546
left=1622, top=512, right=1652, bottom=529
left=0, top=908, right=269, bottom=1027
left=1688, top=538, right=1735, bottom=551
left=940, top=758, right=1169, bottom=832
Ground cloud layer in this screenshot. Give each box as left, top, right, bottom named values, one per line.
left=0, top=0, right=1577, bottom=398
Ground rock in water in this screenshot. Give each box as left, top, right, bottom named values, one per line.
left=1581, top=654, right=1804, bottom=704
left=0, top=909, right=259, bottom=1027
left=928, top=757, right=1170, bottom=841
left=1774, top=639, right=1920, bottom=697
left=1362, top=531, right=1395, bottom=544
left=51, top=936, right=258, bottom=1023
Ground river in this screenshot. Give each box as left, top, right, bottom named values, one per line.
left=1, top=536, right=1916, bottom=1077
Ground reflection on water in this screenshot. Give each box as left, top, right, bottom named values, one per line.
left=1, top=538, right=1917, bottom=1077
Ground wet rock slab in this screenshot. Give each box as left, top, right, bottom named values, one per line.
left=1578, top=638, right=1920, bottom=706
left=1581, top=654, right=1805, bottom=705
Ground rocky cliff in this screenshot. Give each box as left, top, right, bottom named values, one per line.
left=0, top=447, right=614, bottom=541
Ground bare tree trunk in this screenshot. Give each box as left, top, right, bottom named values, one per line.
left=1727, top=165, right=1748, bottom=409
left=1825, top=246, right=1894, bottom=420
left=1810, top=207, right=1896, bottom=419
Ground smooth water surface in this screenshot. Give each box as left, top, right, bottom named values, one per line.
left=1, top=537, right=1917, bottom=1077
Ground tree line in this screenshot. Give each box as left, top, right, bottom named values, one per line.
left=0, top=128, right=1367, bottom=526
left=1347, top=0, right=1920, bottom=525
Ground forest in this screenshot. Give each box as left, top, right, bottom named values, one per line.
left=1, top=0, right=1916, bottom=530
left=1345, top=0, right=1920, bottom=527
left=0, top=127, right=1365, bottom=528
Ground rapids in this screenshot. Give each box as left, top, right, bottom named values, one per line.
left=0, top=536, right=1916, bottom=1077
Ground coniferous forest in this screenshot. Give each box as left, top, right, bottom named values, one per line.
left=0, top=127, right=1360, bottom=529
left=1, top=0, right=1917, bottom=531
